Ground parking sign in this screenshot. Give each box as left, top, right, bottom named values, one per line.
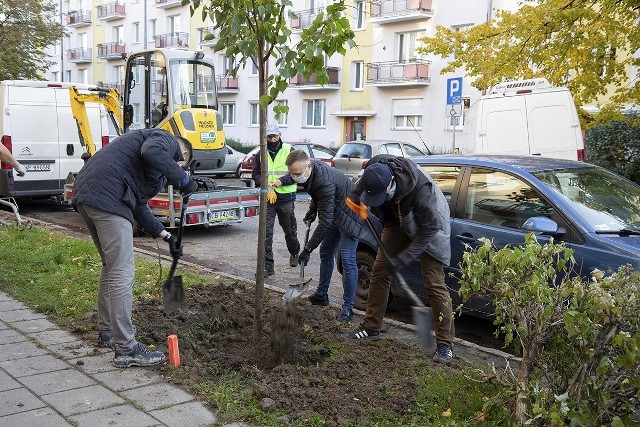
left=446, top=77, right=463, bottom=105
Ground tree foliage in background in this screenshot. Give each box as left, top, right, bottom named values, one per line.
left=586, top=116, right=640, bottom=184
left=418, top=0, right=640, bottom=122
left=0, top=0, right=65, bottom=80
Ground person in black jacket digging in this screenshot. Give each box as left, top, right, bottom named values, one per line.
left=276, top=149, right=365, bottom=321
left=72, top=129, right=198, bottom=368
left=344, top=155, right=455, bottom=364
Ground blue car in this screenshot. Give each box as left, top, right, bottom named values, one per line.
left=340, top=155, right=640, bottom=318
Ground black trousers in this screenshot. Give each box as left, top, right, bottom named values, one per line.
left=265, top=199, right=300, bottom=272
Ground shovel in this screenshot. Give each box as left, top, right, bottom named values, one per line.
left=162, top=193, right=190, bottom=314
left=283, top=221, right=313, bottom=301
left=346, top=197, right=436, bottom=352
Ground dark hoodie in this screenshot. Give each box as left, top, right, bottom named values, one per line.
left=355, top=154, right=451, bottom=266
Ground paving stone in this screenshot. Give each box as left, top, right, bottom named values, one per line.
left=0, top=309, right=46, bottom=323
left=0, top=354, right=69, bottom=378
left=0, top=370, right=21, bottom=392
left=41, top=384, right=125, bottom=416
left=0, top=300, right=27, bottom=312
left=69, top=404, right=162, bottom=427
left=150, top=400, right=217, bottom=427
left=120, top=382, right=194, bottom=411
left=93, top=367, right=161, bottom=392
left=47, top=340, right=106, bottom=360
left=0, top=320, right=7, bottom=330
left=68, top=352, right=119, bottom=374
left=0, top=291, right=10, bottom=301
left=0, top=387, right=46, bottom=416
left=19, top=368, right=96, bottom=395
left=10, top=318, right=58, bottom=334
left=0, top=407, right=72, bottom=427
left=0, top=340, right=49, bottom=360
left=29, top=329, right=79, bottom=345
left=0, top=328, right=28, bottom=344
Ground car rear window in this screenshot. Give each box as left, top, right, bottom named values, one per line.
left=336, top=143, right=371, bottom=159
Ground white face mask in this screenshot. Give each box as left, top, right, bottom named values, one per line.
left=385, top=181, right=396, bottom=202
left=292, top=163, right=310, bottom=184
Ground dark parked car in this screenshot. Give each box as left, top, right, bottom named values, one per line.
left=239, top=142, right=336, bottom=187
left=338, top=155, right=640, bottom=318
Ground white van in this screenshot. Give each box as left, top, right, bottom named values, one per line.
left=0, top=80, right=109, bottom=198
left=457, top=78, right=585, bottom=161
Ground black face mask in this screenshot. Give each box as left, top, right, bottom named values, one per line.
left=267, top=139, right=279, bottom=151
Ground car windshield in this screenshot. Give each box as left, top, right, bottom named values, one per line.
left=533, top=167, right=640, bottom=232
left=336, top=143, right=371, bottom=159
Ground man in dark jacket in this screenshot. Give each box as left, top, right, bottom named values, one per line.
left=345, top=155, right=455, bottom=364
left=252, top=124, right=300, bottom=275
left=72, top=129, right=198, bottom=368
left=277, top=149, right=365, bottom=321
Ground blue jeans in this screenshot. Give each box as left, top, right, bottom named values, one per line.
left=315, top=227, right=358, bottom=312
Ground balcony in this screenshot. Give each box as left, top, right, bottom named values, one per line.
left=289, top=67, right=340, bottom=90
left=365, top=60, right=431, bottom=87
left=155, top=32, right=189, bottom=49
left=66, top=48, right=93, bottom=63
left=96, top=2, right=125, bottom=21
left=65, top=10, right=92, bottom=28
left=97, top=42, right=126, bottom=60
left=289, top=8, right=323, bottom=31
left=96, top=81, right=124, bottom=96
left=198, top=27, right=218, bottom=47
left=154, top=0, right=182, bottom=9
left=216, top=75, right=239, bottom=93
left=370, top=0, right=434, bottom=24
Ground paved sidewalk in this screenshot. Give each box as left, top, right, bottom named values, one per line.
left=0, top=291, right=247, bottom=427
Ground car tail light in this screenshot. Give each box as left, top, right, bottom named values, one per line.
left=245, top=207, right=258, bottom=217
left=1, top=135, right=12, bottom=170
left=577, top=149, right=585, bottom=162
left=186, top=213, right=200, bottom=224
left=102, top=136, right=110, bottom=148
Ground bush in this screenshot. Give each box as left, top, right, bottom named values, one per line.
left=585, top=118, right=640, bottom=185
left=225, top=138, right=255, bottom=154
left=459, top=234, right=640, bottom=426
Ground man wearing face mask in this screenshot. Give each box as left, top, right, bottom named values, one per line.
left=253, top=124, right=300, bottom=276
left=344, top=155, right=455, bottom=365
left=276, top=150, right=365, bottom=322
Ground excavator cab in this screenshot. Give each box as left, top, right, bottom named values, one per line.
left=122, top=49, right=226, bottom=170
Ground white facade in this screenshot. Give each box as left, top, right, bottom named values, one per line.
left=46, top=0, right=522, bottom=151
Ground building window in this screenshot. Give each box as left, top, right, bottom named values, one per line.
left=112, top=65, right=123, bottom=84
left=78, top=69, right=88, bottom=84
left=65, top=70, right=71, bottom=82
left=354, top=0, right=365, bottom=30
left=397, top=30, right=424, bottom=62
left=304, top=99, right=326, bottom=127
left=51, top=71, right=59, bottom=82
left=392, top=98, right=423, bottom=130
left=113, top=25, right=123, bottom=43
left=249, top=57, right=258, bottom=76
left=351, top=61, right=363, bottom=90
left=168, top=14, right=180, bottom=33
left=273, top=100, right=288, bottom=126
left=222, top=55, right=235, bottom=76
left=445, top=98, right=470, bottom=131
left=221, top=103, right=235, bottom=125
left=149, top=19, right=157, bottom=42
left=132, top=22, right=140, bottom=43
left=249, top=102, right=259, bottom=126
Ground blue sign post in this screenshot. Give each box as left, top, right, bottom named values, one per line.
left=446, top=77, right=463, bottom=148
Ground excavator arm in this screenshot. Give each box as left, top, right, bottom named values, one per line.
left=69, top=86, right=124, bottom=159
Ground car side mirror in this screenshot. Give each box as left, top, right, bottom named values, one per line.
left=522, top=216, right=565, bottom=236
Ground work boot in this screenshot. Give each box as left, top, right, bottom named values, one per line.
left=97, top=331, right=114, bottom=348
left=432, top=343, right=453, bottom=364
left=336, top=307, right=353, bottom=322
left=308, top=292, right=329, bottom=306
left=289, top=254, right=298, bottom=267
left=113, top=343, right=166, bottom=368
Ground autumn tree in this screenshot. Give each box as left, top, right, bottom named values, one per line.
left=419, top=0, right=640, bottom=119
left=0, top=0, right=65, bottom=80
left=186, top=0, right=356, bottom=339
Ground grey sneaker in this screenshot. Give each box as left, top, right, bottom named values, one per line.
left=113, top=343, right=166, bottom=368
left=289, top=254, right=298, bottom=267
left=336, top=308, right=353, bottom=322
left=97, top=332, right=114, bottom=348
left=433, top=343, right=453, bottom=364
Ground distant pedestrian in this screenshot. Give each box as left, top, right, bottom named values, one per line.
left=345, top=155, right=455, bottom=364
left=72, top=129, right=198, bottom=368
left=278, top=149, right=365, bottom=321
left=253, top=124, right=300, bottom=276
left=0, top=144, right=26, bottom=177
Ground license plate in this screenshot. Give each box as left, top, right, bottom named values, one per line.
left=240, top=173, right=252, bottom=179
left=209, top=209, right=236, bottom=222
left=24, top=163, right=51, bottom=172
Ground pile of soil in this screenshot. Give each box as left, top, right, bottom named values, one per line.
left=80, top=280, right=446, bottom=426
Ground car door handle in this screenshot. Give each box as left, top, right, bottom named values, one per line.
left=455, top=233, right=480, bottom=249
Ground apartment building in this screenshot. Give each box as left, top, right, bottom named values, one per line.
left=45, top=0, right=519, bottom=150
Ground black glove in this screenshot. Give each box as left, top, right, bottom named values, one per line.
left=181, top=177, right=198, bottom=195
left=297, top=248, right=311, bottom=266
left=347, top=190, right=361, bottom=205
left=303, top=211, right=316, bottom=224
left=164, top=234, right=183, bottom=259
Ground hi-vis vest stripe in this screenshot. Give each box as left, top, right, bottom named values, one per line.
left=268, top=143, right=297, bottom=194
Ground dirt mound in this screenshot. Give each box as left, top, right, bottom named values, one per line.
left=82, top=281, right=437, bottom=426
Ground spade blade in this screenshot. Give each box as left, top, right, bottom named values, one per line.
left=163, top=275, right=184, bottom=315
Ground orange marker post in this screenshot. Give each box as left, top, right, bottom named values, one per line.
left=167, top=334, right=181, bottom=367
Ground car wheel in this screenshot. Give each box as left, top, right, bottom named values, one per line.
left=235, top=164, right=241, bottom=179
left=354, top=250, right=395, bottom=311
